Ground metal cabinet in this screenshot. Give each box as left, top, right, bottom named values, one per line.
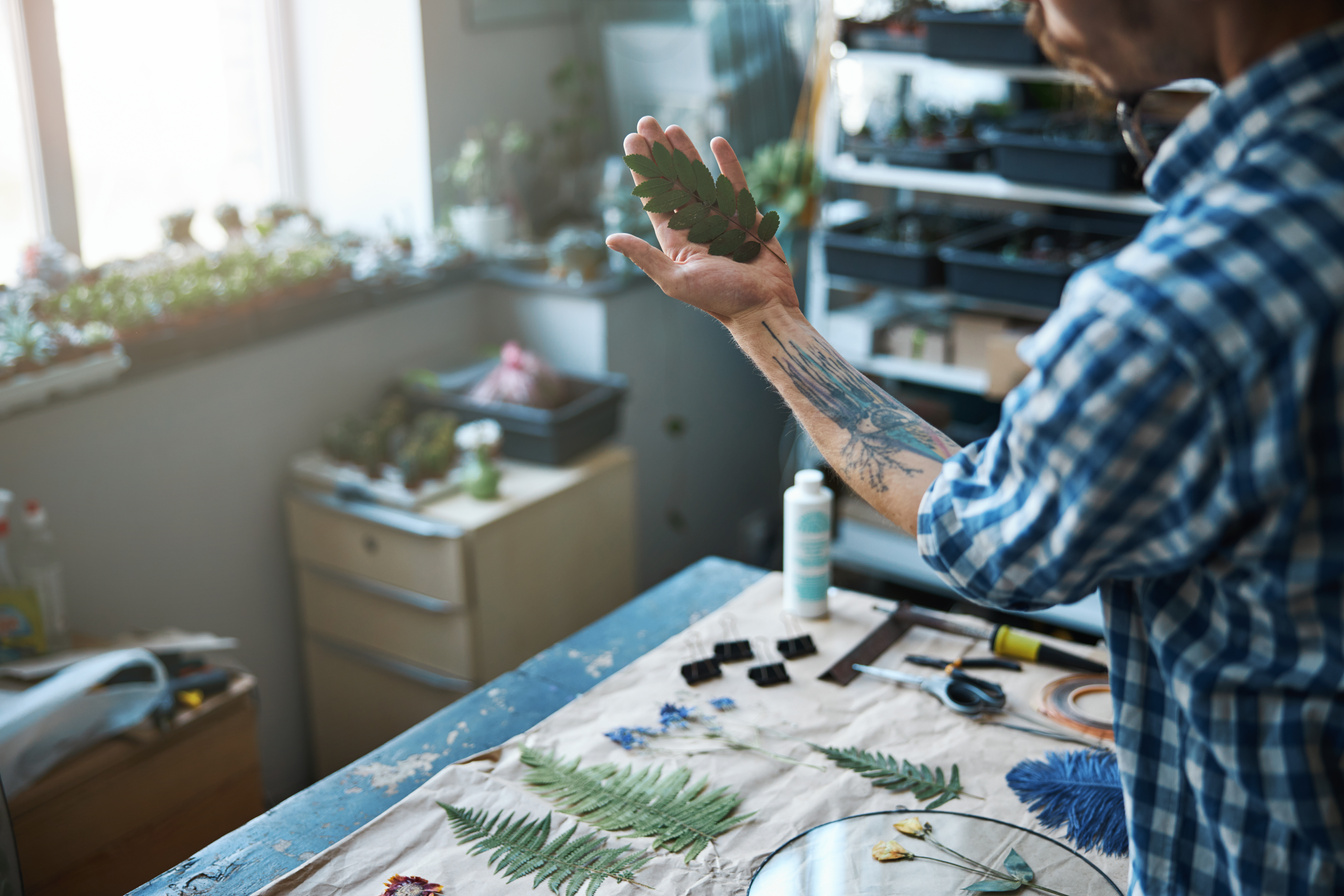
left=284, top=445, right=636, bottom=775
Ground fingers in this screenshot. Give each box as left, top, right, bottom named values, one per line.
left=711, top=136, right=748, bottom=191
left=663, top=125, right=703, bottom=165
left=606, top=233, right=680, bottom=290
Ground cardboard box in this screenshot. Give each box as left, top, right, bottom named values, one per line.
left=827, top=293, right=902, bottom=358
left=985, top=328, right=1034, bottom=399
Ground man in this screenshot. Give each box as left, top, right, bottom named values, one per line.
left=605, top=1, right=1344, bottom=893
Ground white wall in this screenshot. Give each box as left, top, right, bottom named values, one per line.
left=418, top=0, right=582, bottom=224
left=0, top=288, right=484, bottom=800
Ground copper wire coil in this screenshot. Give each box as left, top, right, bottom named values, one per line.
left=1039, top=674, right=1114, bottom=741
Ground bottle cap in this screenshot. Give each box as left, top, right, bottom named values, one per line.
left=23, top=500, right=45, bottom=525
left=794, top=469, right=824, bottom=492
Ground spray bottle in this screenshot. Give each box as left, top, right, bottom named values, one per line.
left=782, top=469, right=833, bottom=618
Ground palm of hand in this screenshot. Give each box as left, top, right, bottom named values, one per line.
left=606, top=117, right=800, bottom=327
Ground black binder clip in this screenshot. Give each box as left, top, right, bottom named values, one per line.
left=777, top=615, right=816, bottom=659
left=712, top=616, right=754, bottom=663
left=748, top=638, right=790, bottom=687
left=680, top=636, right=722, bottom=685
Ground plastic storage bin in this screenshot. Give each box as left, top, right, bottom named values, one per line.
left=824, top=212, right=1002, bottom=289
left=918, top=11, right=1044, bottom=65
left=988, top=115, right=1138, bottom=192
left=938, top=216, right=1141, bottom=308
left=404, top=361, right=628, bottom=465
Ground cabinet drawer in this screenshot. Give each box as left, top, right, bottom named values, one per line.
left=302, top=634, right=471, bottom=776
left=285, top=494, right=466, bottom=605
left=297, top=565, right=473, bottom=679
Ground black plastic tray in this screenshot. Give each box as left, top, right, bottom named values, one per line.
left=404, top=360, right=628, bottom=465
left=824, top=213, right=1002, bottom=288
left=846, top=136, right=988, bottom=171
left=989, top=120, right=1137, bottom=192
left=938, top=216, right=1140, bottom=307
left=918, top=10, right=1044, bottom=65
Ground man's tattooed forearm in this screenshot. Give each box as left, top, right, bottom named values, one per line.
left=763, top=322, right=958, bottom=491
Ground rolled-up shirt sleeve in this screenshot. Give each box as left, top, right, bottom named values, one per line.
left=917, top=308, right=1237, bottom=612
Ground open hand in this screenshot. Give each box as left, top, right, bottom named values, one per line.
left=605, top=116, right=799, bottom=329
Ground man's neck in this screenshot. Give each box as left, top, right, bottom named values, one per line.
left=1213, top=2, right=1344, bottom=82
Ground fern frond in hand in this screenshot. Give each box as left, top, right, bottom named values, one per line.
left=624, top=146, right=782, bottom=264
left=814, top=745, right=965, bottom=809
left=439, top=803, right=651, bottom=896
left=520, top=746, right=752, bottom=861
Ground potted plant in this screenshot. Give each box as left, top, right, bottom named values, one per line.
left=437, top=121, right=532, bottom=257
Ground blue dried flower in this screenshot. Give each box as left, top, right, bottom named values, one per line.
left=604, top=727, right=649, bottom=750
left=709, top=697, right=736, bottom=712
left=659, top=702, right=694, bottom=730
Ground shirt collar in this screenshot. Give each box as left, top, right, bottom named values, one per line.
left=1145, top=17, right=1344, bottom=205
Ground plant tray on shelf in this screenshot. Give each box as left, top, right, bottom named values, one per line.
left=843, top=21, right=926, bottom=53
left=289, top=449, right=462, bottom=509
left=824, top=211, right=1003, bottom=288
left=938, top=216, right=1141, bottom=308
left=844, top=135, right=988, bottom=171
left=403, top=360, right=628, bottom=465
left=987, top=114, right=1143, bottom=192
left=0, top=348, right=129, bottom=418
left=918, top=10, right=1045, bottom=65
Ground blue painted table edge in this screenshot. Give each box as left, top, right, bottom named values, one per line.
left=130, top=556, right=768, bottom=896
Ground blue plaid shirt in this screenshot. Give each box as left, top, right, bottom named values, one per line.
left=918, top=21, right=1344, bottom=896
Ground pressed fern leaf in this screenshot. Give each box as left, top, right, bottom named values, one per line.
left=815, top=745, right=965, bottom=809
left=440, top=803, right=651, bottom=896
left=623, top=147, right=783, bottom=264
left=520, top=746, right=753, bottom=861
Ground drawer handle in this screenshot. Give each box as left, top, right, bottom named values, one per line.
left=304, top=562, right=462, bottom=615
left=313, top=634, right=473, bottom=693
left=294, top=489, right=464, bottom=539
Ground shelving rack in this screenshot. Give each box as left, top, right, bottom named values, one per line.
left=811, top=22, right=1211, bottom=615
left=806, top=39, right=1211, bottom=397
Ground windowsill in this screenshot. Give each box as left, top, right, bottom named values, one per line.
left=0, top=262, right=648, bottom=424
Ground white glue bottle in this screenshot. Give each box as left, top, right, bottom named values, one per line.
left=782, top=469, right=833, bottom=618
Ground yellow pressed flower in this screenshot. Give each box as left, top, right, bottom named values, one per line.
left=871, top=840, right=912, bottom=862
left=894, top=818, right=928, bottom=838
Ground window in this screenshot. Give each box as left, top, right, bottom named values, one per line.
left=0, top=3, right=38, bottom=284
left=52, top=0, right=282, bottom=265
left=2, top=0, right=291, bottom=271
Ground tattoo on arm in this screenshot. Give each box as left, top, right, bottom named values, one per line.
left=763, top=322, right=959, bottom=491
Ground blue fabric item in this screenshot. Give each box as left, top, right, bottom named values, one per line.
left=1006, top=749, right=1128, bottom=858
left=917, top=20, right=1344, bottom=896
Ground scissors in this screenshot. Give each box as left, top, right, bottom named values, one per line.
left=852, top=663, right=1007, bottom=715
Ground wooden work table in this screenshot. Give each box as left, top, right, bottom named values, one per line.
left=128, top=556, right=768, bottom=896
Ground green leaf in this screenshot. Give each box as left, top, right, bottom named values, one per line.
left=757, top=210, right=781, bottom=243
left=440, top=802, right=651, bottom=895
left=652, top=141, right=676, bottom=179
left=716, top=176, right=737, bottom=216
left=672, top=148, right=696, bottom=188
left=708, top=229, right=748, bottom=256
left=737, top=187, right=757, bottom=225
left=631, top=177, right=674, bottom=198
left=623, top=153, right=661, bottom=179
left=732, top=241, right=762, bottom=263
left=692, top=161, right=716, bottom=201
left=520, top=747, right=752, bottom=862
left=1003, top=849, right=1034, bottom=882
left=668, top=202, right=713, bottom=230
left=687, top=215, right=730, bottom=243
left=963, top=880, right=1023, bottom=892
left=813, top=745, right=966, bottom=807
left=643, top=190, right=693, bottom=214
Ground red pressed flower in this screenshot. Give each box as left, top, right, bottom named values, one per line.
left=382, top=874, right=443, bottom=896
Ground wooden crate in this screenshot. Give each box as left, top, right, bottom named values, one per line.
left=10, top=674, right=265, bottom=896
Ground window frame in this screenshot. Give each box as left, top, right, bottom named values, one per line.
left=4, top=0, right=301, bottom=264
